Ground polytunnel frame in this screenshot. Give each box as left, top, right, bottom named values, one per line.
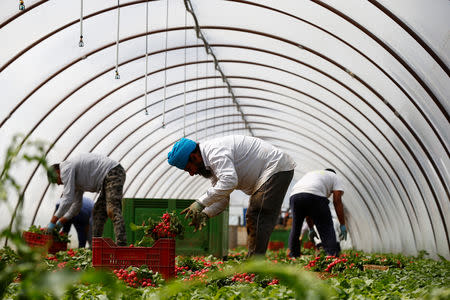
left=3, top=3, right=448, bottom=201
left=126, top=122, right=387, bottom=250
left=1, top=1, right=448, bottom=253
left=19, top=69, right=438, bottom=251
left=2, top=1, right=448, bottom=158
left=4, top=31, right=448, bottom=202
left=2, top=1, right=448, bottom=152
left=5, top=41, right=448, bottom=249
left=2, top=23, right=448, bottom=208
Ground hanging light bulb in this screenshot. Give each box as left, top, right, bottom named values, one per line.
left=161, top=122, right=166, bottom=129
left=19, top=0, right=25, bottom=10
left=79, top=35, right=84, bottom=47
left=145, top=109, right=149, bottom=116
left=115, top=69, right=120, bottom=79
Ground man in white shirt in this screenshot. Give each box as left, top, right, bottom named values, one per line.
left=288, top=169, right=347, bottom=257
left=167, top=135, right=296, bottom=256
left=47, top=153, right=127, bottom=246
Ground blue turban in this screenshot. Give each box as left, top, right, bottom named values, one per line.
left=167, top=138, right=197, bottom=170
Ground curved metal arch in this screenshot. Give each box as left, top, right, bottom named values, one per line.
left=7, top=38, right=445, bottom=225
left=5, top=26, right=447, bottom=211
left=4, top=1, right=446, bottom=162
left=124, top=94, right=417, bottom=243
left=366, top=0, right=449, bottom=76
left=1, top=0, right=444, bottom=255
left=24, top=69, right=440, bottom=244
left=73, top=79, right=412, bottom=227
left=101, top=101, right=405, bottom=253
left=132, top=123, right=385, bottom=246
left=4, top=22, right=447, bottom=171
left=309, top=0, right=448, bottom=119
left=143, top=116, right=396, bottom=247
left=228, top=0, right=449, bottom=78
left=20, top=82, right=390, bottom=239
left=8, top=35, right=440, bottom=248
left=0, top=0, right=48, bottom=29
left=196, top=28, right=450, bottom=184
left=145, top=117, right=414, bottom=252
left=0, top=0, right=153, bottom=72
left=106, top=78, right=442, bottom=248
left=22, top=68, right=446, bottom=251
left=4, top=23, right=448, bottom=210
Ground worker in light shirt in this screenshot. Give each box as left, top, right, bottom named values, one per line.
left=288, top=169, right=348, bottom=257
left=46, top=153, right=127, bottom=246
left=167, top=135, right=296, bottom=256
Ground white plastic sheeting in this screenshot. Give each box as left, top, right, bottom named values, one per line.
left=0, top=0, right=448, bottom=258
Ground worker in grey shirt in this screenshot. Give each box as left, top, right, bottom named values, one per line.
left=167, top=135, right=296, bottom=256
left=47, top=153, right=127, bottom=246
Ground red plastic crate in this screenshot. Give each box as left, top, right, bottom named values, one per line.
left=268, top=241, right=285, bottom=251
left=23, top=231, right=68, bottom=254
left=92, top=237, right=175, bottom=280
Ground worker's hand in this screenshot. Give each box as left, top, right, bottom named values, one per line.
left=308, top=228, right=317, bottom=242
left=339, top=224, right=348, bottom=241
left=46, top=222, right=55, bottom=233
left=46, top=222, right=57, bottom=234
left=55, top=220, right=63, bottom=231
left=46, top=221, right=62, bottom=234
left=180, top=201, right=205, bottom=219
left=188, top=212, right=209, bottom=232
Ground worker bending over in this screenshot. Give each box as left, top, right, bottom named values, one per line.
left=47, top=153, right=127, bottom=246
left=167, top=135, right=296, bottom=256
left=288, top=169, right=347, bottom=257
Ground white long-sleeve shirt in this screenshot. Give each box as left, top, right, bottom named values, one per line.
left=54, top=153, right=119, bottom=220
left=197, top=135, right=296, bottom=217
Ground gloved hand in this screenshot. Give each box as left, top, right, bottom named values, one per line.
left=46, top=222, right=56, bottom=233
left=180, top=201, right=205, bottom=219
left=46, top=220, right=63, bottom=234
left=308, top=228, right=317, bottom=241
left=339, top=224, right=348, bottom=241
left=189, top=212, right=209, bottom=232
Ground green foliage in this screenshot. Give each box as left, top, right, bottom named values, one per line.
left=176, top=256, right=207, bottom=272
left=0, top=134, right=53, bottom=233
left=27, top=224, right=71, bottom=243
left=45, top=248, right=92, bottom=271
left=1, top=135, right=449, bottom=299
left=155, top=259, right=333, bottom=300
left=131, top=211, right=185, bottom=246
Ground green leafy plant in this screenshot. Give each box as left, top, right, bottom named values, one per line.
left=130, top=212, right=185, bottom=246
left=26, top=224, right=70, bottom=243
left=113, top=265, right=164, bottom=288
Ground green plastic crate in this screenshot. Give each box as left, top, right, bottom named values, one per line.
left=102, top=198, right=228, bottom=257
left=269, top=229, right=290, bottom=246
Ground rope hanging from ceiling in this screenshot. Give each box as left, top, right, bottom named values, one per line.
left=162, top=0, right=169, bottom=128
left=183, top=0, right=253, bottom=136
left=114, top=0, right=120, bottom=79
left=183, top=8, right=187, bottom=137
left=144, top=0, right=149, bottom=115
left=79, top=0, right=84, bottom=47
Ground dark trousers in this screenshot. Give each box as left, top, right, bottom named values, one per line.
left=62, top=220, right=92, bottom=248
left=246, top=170, right=294, bottom=256
left=288, top=193, right=339, bottom=257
